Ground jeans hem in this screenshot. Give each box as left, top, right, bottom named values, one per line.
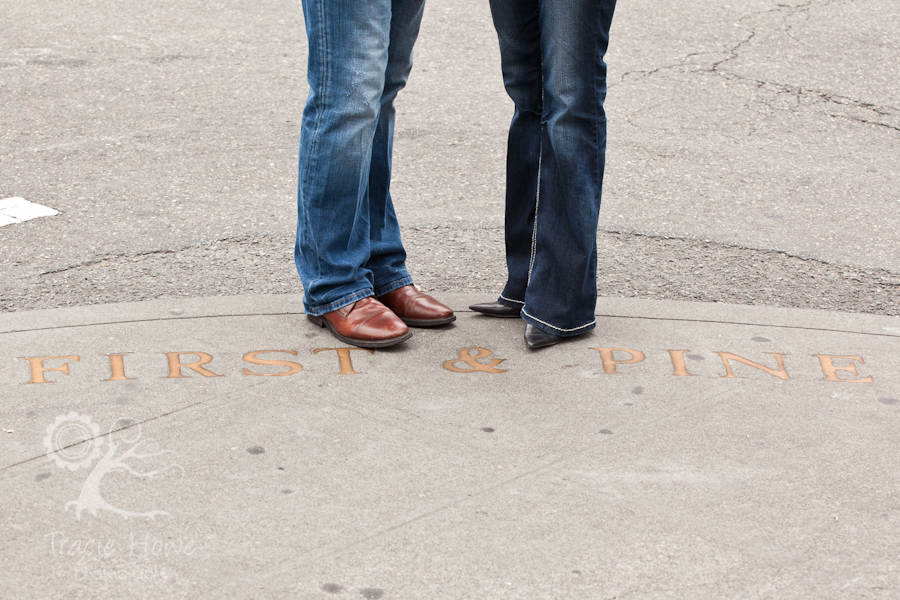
left=374, top=275, right=414, bottom=298
left=520, top=308, right=596, bottom=337
left=305, top=288, right=374, bottom=317
left=498, top=294, right=525, bottom=307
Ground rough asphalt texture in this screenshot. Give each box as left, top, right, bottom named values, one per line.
left=2, top=0, right=898, bottom=313
left=3, top=230, right=900, bottom=316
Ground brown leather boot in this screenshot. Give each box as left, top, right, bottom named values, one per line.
left=378, top=285, right=456, bottom=327
left=307, top=296, right=412, bottom=348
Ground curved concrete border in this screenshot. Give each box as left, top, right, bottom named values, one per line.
left=1, top=296, right=899, bottom=598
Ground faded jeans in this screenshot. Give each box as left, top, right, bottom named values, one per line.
left=295, top=0, right=426, bottom=315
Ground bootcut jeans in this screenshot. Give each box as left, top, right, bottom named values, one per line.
left=489, top=0, right=617, bottom=336
left=295, top=0, right=426, bottom=316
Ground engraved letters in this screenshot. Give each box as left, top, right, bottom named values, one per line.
left=23, top=356, right=81, bottom=384
left=15, top=343, right=887, bottom=385
left=443, top=348, right=507, bottom=374
left=812, top=355, right=874, bottom=383
left=242, top=351, right=304, bottom=377
left=666, top=350, right=695, bottom=377
left=715, top=352, right=790, bottom=380
left=313, top=348, right=374, bottom=375
left=165, top=352, right=221, bottom=379
left=590, top=348, right=646, bottom=375
left=104, top=354, right=135, bottom=382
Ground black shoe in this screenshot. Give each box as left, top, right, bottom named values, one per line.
left=469, top=301, right=522, bottom=318
left=524, top=324, right=563, bottom=349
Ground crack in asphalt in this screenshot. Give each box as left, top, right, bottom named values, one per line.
left=37, top=235, right=258, bottom=276
left=824, top=112, right=900, bottom=133
left=717, top=71, right=900, bottom=125
left=3, top=230, right=900, bottom=318
left=614, top=0, right=899, bottom=132
left=710, top=31, right=757, bottom=72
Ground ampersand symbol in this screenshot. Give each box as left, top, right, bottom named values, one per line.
left=443, top=348, right=507, bottom=374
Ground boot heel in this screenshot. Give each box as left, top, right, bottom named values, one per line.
left=306, top=314, right=326, bottom=328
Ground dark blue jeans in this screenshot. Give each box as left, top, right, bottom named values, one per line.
left=490, top=0, right=617, bottom=336
left=295, top=0, right=425, bottom=316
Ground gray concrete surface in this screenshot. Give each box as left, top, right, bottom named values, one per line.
left=2, top=294, right=900, bottom=599
left=1, top=0, right=899, bottom=315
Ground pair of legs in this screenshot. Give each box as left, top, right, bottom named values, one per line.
left=295, top=0, right=425, bottom=316
left=487, top=0, right=617, bottom=339
left=295, top=0, right=454, bottom=347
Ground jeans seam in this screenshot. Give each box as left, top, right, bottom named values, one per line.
left=526, top=131, right=542, bottom=286
left=301, top=0, right=329, bottom=280
left=592, top=22, right=600, bottom=214
left=521, top=308, right=596, bottom=333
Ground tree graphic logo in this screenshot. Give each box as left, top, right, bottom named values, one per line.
left=43, top=412, right=183, bottom=520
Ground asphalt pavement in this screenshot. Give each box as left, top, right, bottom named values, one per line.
left=1, top=0, right=899, bottom=314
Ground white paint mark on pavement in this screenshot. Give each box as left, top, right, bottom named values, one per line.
left=0, top=197, right=59, bottom=226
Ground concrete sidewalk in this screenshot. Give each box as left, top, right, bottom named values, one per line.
left=2, top=295, right=899, bottom=598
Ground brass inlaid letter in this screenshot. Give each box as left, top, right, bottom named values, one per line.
left=667, top=350, right=695, bottom=377
left=813, top=355, right=874, bottom=383
left=716, top=352, right=789, bottom=380
left=443, top=348, right=507, bottom=373
left=313, top=348, right=374, bottom=375
left=24, top=356, right=80, bottom=384
left=242, top=350, right=304, bottom=377
left=590, top=348, right=646, bottom=375
left=165, top=352, right=221, bottom=378
left=104, top=354, right=135, bottom=381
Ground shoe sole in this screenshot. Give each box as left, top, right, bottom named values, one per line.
left=307, top=314, right=413, bottom=349
left=470, top=309, right=521, bottom=318
left=401, top=315, right=457, bottom=328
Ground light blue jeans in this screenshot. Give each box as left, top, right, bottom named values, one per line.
left=295, top=0, right=426, bottom=316
left=490, top=0, right=617, bottom=336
